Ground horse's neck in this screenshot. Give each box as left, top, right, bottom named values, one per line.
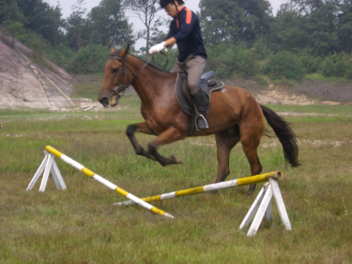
left=128, top=56, right=175, bottom=105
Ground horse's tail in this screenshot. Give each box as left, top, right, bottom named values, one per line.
left=260, top=104, right=301, bottom=168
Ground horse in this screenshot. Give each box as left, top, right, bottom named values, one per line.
left=98, top=46, right=300, bottom=195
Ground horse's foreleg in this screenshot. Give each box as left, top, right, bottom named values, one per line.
left=148, top=127, right=186, bottom=166
left=126, top=123, right=156, bottom=161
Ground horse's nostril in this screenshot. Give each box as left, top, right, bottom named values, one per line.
left=99, top=97, right=109, bottom=107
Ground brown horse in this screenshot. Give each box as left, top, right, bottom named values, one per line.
left=98, top=46, right=300, bottom=195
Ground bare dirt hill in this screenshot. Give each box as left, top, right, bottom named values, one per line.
left=0, top=34, right=75, bottom=110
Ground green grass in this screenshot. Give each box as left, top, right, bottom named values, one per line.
left=1, top=103, right=352, bottom=263
left=305, top=73, right=349, bottom=82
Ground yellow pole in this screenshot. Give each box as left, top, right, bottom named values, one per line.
left=116, top=171, right=283, bottom=206
left=45, top=145, right=174, bottom=218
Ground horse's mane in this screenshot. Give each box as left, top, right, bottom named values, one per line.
left=112, top=50, right=171, bottom=74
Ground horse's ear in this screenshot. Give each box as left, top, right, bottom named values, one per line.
left=119, top=44, right=130, bottom=58
left=110, top=46, right=116, bottom=55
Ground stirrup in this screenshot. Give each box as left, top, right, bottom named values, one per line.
left=195, top=114, right=209, bottom=131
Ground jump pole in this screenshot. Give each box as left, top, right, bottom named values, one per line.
left=115, top=171, right=283, bottom=206
left=27, top=145, right=174, bottom=219
left=115, top=171, right=291, bottom=236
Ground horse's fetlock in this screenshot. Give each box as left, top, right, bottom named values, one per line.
left=135, top=147, right=145, bottom=156
left=148, top=143, right=157, bottom=154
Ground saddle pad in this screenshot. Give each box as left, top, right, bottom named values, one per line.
left=175, top=73, right=224, bottom=116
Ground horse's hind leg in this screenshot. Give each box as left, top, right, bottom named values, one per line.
left=240, top=129, right=263, bottom=196
left=214, top=126, right=241, bottom=184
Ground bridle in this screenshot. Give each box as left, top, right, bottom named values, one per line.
left=110, top=52, right=169, bottom=98
left=109, top=55, right=149, bottom=98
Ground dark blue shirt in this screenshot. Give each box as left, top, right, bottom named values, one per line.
left=165, top=6, right=207, bottom=62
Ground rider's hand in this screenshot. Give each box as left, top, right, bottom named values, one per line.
left=149, top=41, right=167, bottom=55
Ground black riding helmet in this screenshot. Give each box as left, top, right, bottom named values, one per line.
left=160, top=0, right=184, bottom=8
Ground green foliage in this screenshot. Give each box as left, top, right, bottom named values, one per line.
left=264, top=51, right=304, bottom=81
left=0, top=21, right=25, bottom=47
left=346, top=58, right=352, bottom=80
left=0, top=0, right=24, bottom=24
left=299, top=55, right=322, bottom=74
left=67, top=44, right=110, bottom=74
left=200, top=0, right=271, bottom=46
left=322, top=53, right=348, bottom=78
left=88, top=0, right=133, bottom=47
left=1, top=0, right=352, bottom=78
left=207, top=44, right=258, bottom=79
left=45, top=43, right=76, bottom=70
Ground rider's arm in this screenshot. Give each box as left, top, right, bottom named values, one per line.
left=164, top=37, right=176, bottom=47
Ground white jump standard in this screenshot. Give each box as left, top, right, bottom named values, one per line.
left=27, top=145, right=174, bottom=219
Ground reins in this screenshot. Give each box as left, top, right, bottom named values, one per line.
left=110, top=52, right=169, bottom=96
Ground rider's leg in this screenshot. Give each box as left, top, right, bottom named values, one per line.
left=185, top=56, right=208, bottom=130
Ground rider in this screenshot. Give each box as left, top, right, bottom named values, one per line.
left=149, top=0, right=209, bottom=130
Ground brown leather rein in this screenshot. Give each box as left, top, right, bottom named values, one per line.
left=110, top=52, right=169, bottom=97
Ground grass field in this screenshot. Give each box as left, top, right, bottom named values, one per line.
left=1, top=97, right=352, bottom=263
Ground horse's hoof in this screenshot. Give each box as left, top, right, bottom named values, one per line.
left=208, top=190, right=218, bottom=195
left=170, top=155, right=182, bottom=164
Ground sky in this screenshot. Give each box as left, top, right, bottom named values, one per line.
left=44, top=0, right=287, bottom=49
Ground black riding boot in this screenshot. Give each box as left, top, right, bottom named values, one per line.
left=191, top=89, right=209, bottom=130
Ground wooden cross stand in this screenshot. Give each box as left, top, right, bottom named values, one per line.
left=239, top=178, right=292, bottom=236
left=26, top=150, right=67, bottom=192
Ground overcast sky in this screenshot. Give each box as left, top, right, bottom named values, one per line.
left=44, top=0, right=287, bottom=48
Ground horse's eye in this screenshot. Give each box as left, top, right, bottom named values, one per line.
left=112, top=68, right=119, bottom=74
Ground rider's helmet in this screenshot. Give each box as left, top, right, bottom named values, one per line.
left=159, top=0, right=184, bottom=8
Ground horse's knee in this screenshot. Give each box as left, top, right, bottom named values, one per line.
left=126, top=125, right=135, bottom=137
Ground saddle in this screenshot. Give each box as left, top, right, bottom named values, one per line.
left=176, top=71, right=224, bottom=116
left=175, top=71, right=224, bottom=135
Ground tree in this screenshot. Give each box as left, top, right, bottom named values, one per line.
left=65, top=0, right=87, bottom=50
left=268, top=2, right=309, bottom=52
left=124, top=0, right=160, bottom=53
left=87, top=0, right=134, bottom=47
left=0, top=0, right=24, bottom=24
left=338, top=0, right=352, bottom=53
left=200, top=0, right=272, bottom=46
left=305, top=0, right=340, bottom=55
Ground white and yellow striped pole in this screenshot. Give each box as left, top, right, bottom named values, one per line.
left=115, top=171, right=283, bottom=206
left=45, top=145, right=174, bottom=219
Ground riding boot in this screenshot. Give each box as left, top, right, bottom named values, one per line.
left=191, top=89, right=209, bottom=130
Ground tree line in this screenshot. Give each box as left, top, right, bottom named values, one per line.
left=1, top=0, right=352, bottom=80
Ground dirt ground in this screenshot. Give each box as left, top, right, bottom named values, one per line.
left=0, top=34, right=75, bottom=110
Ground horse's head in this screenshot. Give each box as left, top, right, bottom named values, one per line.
left=98, top=45, right=130, bottom=107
